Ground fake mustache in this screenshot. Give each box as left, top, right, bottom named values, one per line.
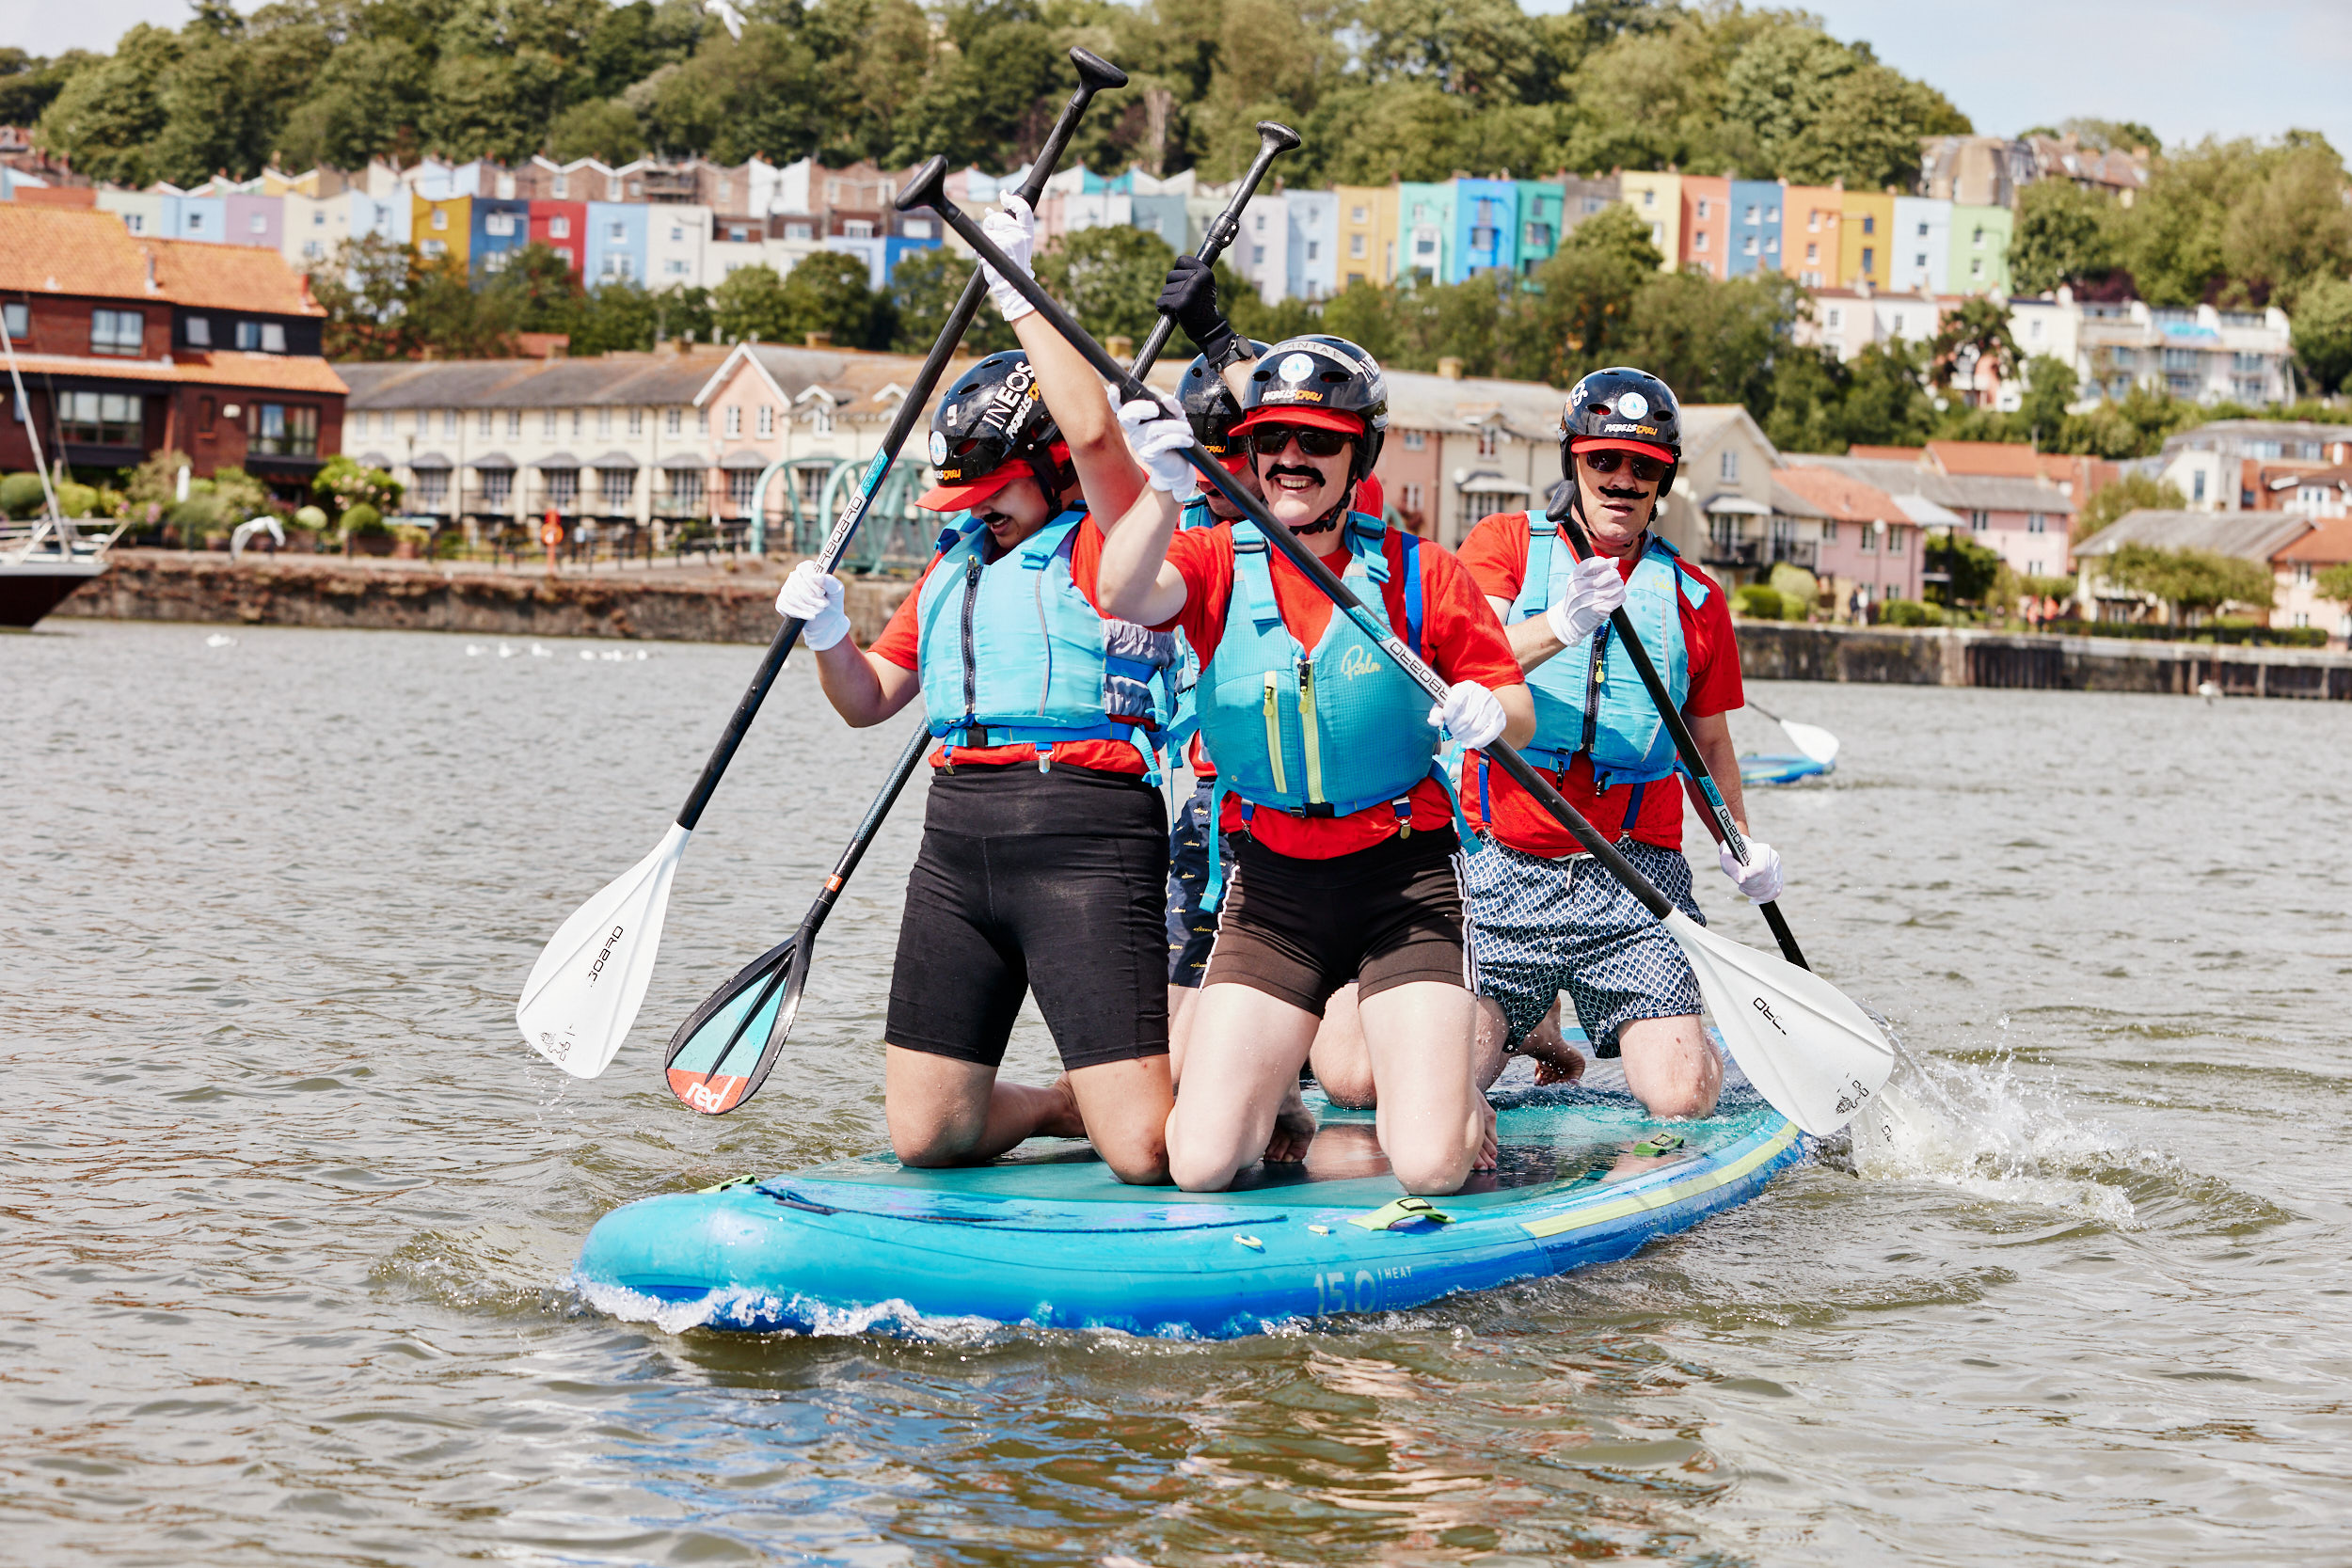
left=1597, top=483, right=1648, bottom=500
left=1265, top=465, right=1326, bottom=484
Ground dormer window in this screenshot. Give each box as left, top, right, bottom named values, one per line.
left=184, top=315, right=213, bottom=347
left=91, top=309, right=144, bottom=356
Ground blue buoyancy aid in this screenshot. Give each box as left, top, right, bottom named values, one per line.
left=914, top=506, right=1178, bottom=774
left=1504, top=515, right=1709, bottom=791
left=1194, top=512, right=1464, bottom=903
left=1160, top=496, right=1220, bottom=767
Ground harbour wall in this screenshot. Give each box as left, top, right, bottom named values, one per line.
left=48, top=553, right=2352, bottom=701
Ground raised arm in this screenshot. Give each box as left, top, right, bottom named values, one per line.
left=1094, top=401, right=1198, bottom=626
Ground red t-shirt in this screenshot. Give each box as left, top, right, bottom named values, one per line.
left=1161, top=522, right=1521, bottom=859
left=1453, top=512, right=1741, bottom=856
left=872, top=516, right=1152, bottom=775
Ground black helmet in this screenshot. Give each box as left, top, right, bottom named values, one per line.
left=1238, top=334, right=1389, bottom=483
left=1561, top=366, right=1682, bottom=498
left=919, top=350, right=1066, bottom=511
left=1177, top=341, right=1271, bottom=455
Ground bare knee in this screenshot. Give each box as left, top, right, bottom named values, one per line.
left=1167, top=1142, right=1243, bottom=1193
left=1387, top=1144, right=1473, bottom=1196
left=1639, top=1079, right=1720, bottom=1120
left=1099, top=1131, right=1170, bottom=1186
left=891, top=1121, right=979, bottom=1167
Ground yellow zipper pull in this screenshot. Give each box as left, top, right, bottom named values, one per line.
left=1263, top=671, right=1288, bottom=795
left=1298, top=657, right=1326, bottom=806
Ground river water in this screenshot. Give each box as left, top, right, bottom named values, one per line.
left=6, top=618, right=2350, bottom=1566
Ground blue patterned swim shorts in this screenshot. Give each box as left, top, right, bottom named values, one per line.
left=1165, top=777, right=1234, bottom=987
left=1461, top=834, right=1705, bottom=1058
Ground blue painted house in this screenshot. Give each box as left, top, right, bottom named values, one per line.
left=469, top=197, right=532, bottom=280
left=1515, top=181, right=1566, bottom=277
left=1452, top=179, right=1517, bottom=281
left=1726, top=180, right=1783, bottom=277
left=586, top=201, right=648, bottom=287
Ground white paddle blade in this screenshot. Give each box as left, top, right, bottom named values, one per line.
left=1662, top=910, right=1893, bottom=1135
left=1778, top=718, right=1840, bottom=768
left=516, top=824, right=692, bottom=1078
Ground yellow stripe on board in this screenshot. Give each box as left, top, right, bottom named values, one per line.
left=1519, top=1121, right=1800, bottom=1240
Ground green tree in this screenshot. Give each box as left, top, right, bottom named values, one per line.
left=2008, top=180, right=2118, bottom=294
left=779, top=252, right=887, bottom=348
left=2291, top=275, right=2352, bottom=395
left=1926, top=296, right=2019, bottom=403
left=1317, top=278, right=1402, bottom=364
left=2221, top=135, right=2352, bottom=309
left=2074, top=473, right=2186, bottom=542
left=34, top=24, right=179, bottom=186
left=549, top=98, right=645, bottom=165
left=1614, top=268, right=1804, bottom=414
left=0, top=49, right=96, bottom=127
left=2315, top=562, right=2352, bottom=611
left=889, top=245, right=1018, bottom=357
left=1502, top=205, right=1660, bottom=387
left=2013, top=354, right=2078, bottom=447
left=2101, top=542, right=2274, bottom=624
left=712, top=263, right=796, bottom=343
left=1925, top=530, right=2002, bottom=608
left=275, top=39, right=431, bottom=172
left=485, top=245, right=585, bottom=335
left=1037, top=226, right=1180, bottom=345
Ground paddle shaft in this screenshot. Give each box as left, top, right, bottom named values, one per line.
left=669, top=50, right=1124, bottom=832
left=902, top=172, right=1682, bottom=923
left=1550, top=504, right=1810, bottom=969
left=804, top=721, right=930, bottom=937
left=1128, top=122, right=1299, bottom=375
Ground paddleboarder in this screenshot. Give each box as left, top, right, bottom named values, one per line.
left=1099, top=335, right=1534, bottom=1196
left=772, top=194, right=1177, bottom=1183
left=1452, top=368, right=1782, bottom=1117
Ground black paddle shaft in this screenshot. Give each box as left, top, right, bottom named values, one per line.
left=669, top=49, right=1126, bottom=833
left=897, top=161, right=1685, bottom=925
left=1128, top=121, right=1300, bottom=375
left=1549, top=498, right=1810, bottom=970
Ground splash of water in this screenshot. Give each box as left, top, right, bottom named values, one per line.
left=1842, top=1014, right=2141, bottom=1229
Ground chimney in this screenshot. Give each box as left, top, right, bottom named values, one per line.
left=804, top=330, right=832, bottom=347
left=1437, top=356, right=1464, bottom=380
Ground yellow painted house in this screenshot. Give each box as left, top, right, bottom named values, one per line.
left=412, top=194, right=471, bottom=270
left=1333, top=185, right=1399, bottom=288
left=1617, top=171, right=1682, bottom=270
left=1839, top=189, right=1895, bottom=292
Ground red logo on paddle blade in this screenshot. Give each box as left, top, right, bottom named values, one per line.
left=668, top=1067, right=751, bottom=1116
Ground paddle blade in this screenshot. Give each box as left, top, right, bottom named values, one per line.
left=1777, top=717, right=1840, bottom=768
left=662, top=933, right=805, bottom=1116
left=1662, top=910, right=1893, bottom=1135
left=516, top=823, right=691, bottom=1078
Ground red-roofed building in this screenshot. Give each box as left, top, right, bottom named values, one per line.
left=0, top=204, right=344, bottom=495
left=2274, top=517, right=2352, bottom=645
left=1774, top=463, right=1925, bottom=614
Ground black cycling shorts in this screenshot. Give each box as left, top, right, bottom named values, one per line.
left=1204, top=828, right=1468, bottom=1015
left=886, top=764, right=1170, bottom=1071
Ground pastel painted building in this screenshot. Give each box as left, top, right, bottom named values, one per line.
left=470, top=197, right=531, bottom=278
left=1453, top=178, right=1517, bottom=280
left=1951, top=204, right=2013, bottom=294
left=648, top=204, right=712, bottom=288
left=95, top=188, right=164, bottom=238
left=1285, top=189, right=1338, bottom=302
left=161, top=194, right=227, bottom=243
left=1781, top=184, right=1841, bottom=286
left=412, top=193, right=469, bottom=267
left=1398, top=182, right=1453, bottom=284
left=1333, top=184, right=1397, bottom=288
left=1839, top=190, right=1895, bottom=293
left=225, top=193, right=281, bottom=250
left=1515, top=180, right=1567, bottom=277
left=531, top=199, right=588, bottom=279
left=1726, top=179, right=1782, bottom=277
left=587, top=200, right=647, bottom=285
left=1131, top=191, right=1189, bottom=252
left=1678, top=175, right=1730, bottom=278
left=1617, top=171, right=1681, bottom=269
left=1233, top=192, right=1289, bottom=305
left=1891, top=197, right=1950, bottom=295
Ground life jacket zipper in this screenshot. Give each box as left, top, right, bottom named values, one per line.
left=959, top=555, right=981, bottom=731
left=1298, top=655, right=1325, bottom=805
left=1262, top=671, right=1287, bottom=795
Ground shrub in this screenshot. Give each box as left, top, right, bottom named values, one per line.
left=293, top=504, right=328, bottom=531
left=0, top=471, right=48, bottom=517
left=1731, top=583, right=1787, bottom=620
left=1767, top=563, right=1818, bottom=610
left=341, top=502, right=385, bottom=534
left=1882, top=598, right=1947, bottom=626
left=54, top=482, right=98, bottom=518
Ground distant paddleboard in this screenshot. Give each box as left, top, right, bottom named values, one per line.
left=574, top=1049, right=1806, bottom=1338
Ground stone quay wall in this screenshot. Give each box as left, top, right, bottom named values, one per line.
left=1736, top=622, right=2352, bottom=701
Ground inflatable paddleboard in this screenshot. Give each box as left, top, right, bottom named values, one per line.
left=1739, top=752, right=1832, bottom=786
left=575, top=1060, right=1806, bottom=1338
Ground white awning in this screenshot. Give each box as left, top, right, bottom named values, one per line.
left=1893, top=491, right=1964, bottom=527
left=1704, top=493, right=1770, bottom=515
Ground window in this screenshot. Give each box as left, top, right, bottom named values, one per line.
left=1351, top=205, right=1368, bottom=224
left=727, top=467, right=758, bottom=511
left=756, top=405, right=773, bottom=437
left=1972, top=260, right=1984, bottom=278
left=1476, top=428, right=1498, bottom=458
left=552, top=174, right=569, bottom=198
left=785, top=221, right=813, bottom=241
left=724, top=405, right=741, bottom=437
left=247, top=212, right=267, bottom=235
left=232, top=321, right=286, bottom=353
left=599, top=468, right=633, bottom=509
left=1861, top=246, right=1875, bottom=273
left=1973, top=226, right=1986, bottom=249
left=811, top=402, right=831, bottom=436
left=543, top=409, right=558, bottom=437
left=90, top=309, right=144, bottom=356
left=1, top=301, right=26, bottom=342
left=545, top=467, right=578, bottom=509
left=1470, top=226, right=1498, bottom=252
left=1695, top=199, right=1710, bottom=220
left=1402, top=483, right=1423, bottom=515
left=2192, top=470, right=2207, bottom=502
left=1402, top=430, right=1425, bottom=451
left=665, top=407, right=682, bottom=436
left=697, top=407, right=710, bottom=435
left=902, top=219, right=933, bottom=239
left=1350, top=232, right=1366, bottom=259
left=185, top=212, right=205, bottom=234
left=443, top=409, right=456, bottom=436
left=610, top=221, right=628, bottom=242
left=246, top=402, right=317, bottom=456
left=1765, top=235, right=1778, bottom=254
left=2162, top=347, right=2201, bottom=372
left=1721, top=451, right=1739, bottom=481
left=479, top=409, right=494, bottom=435
left=1642, top=189, right=1655, bottom=207
left=1766, top=207, right=1779, bottom=223
left=1821, top=519, right=1836, bottom=544
left=506, top=410, right=521, bottom=437
left=480, top=468, right=513, bottom=506
left=1915, top=253, right=1927, bottom=268
left=415, top=469, right=449, bottom=509
left=555, top=247, right=572, bottom=266
left=2027, top=514, right=2046, bottom=534
left=1807, top=211, right=1820, bottom=232
left=432, top=209, right=448, bottom=230
left=1693, top=231, right=1709, bottom=252
left=124, top=213, right=145, bottom=234
left=1890, top=527, right=1904, bottom=554
left=1743, top=235, right=1758, bottom=256
left=1305, top=240, right=1319, bottom=261
left=1970, top=510, right=1989, bottom=531
left=668, top=468, right=705, bottom=508
left=2233, top=351, right=2266, bottom=372
left=58, top=390, right=142, bottom=445
left=665, top=259, right=689, bottom=277
left=1825, top=307, right=1842, bottom=329
left=2294, top=562, right=2313, bottom=585
left=628, top=408, right=644, bottom=436
left=670, top=225, right=686, bottom=244
left=421, top=240, right=447, bottom=260
left=1805, top=243, right=1819, bottom=262
left=1744, top=204, right=1759, bottom=224
left=550, top=216, right=571, bottom=239
left=842, top=219, right=874, bottom=240
left=1861, top=215, right=1875, bottom=235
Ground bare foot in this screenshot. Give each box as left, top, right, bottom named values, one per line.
left=1264, top=1085, right=1318, bottom=1164
left=1037, top=1074, right=1087, bottom=1140
left=1474, top=1095, right=1499, bottom=1171
left=1518, top=1029, right=1586, bottom=1086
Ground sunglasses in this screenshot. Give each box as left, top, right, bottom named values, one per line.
left=1243, top=424, right=1354, bottom=458
left=1580, top=449, right=1669, bottom=485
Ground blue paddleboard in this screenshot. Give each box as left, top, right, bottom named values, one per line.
left=1739, top=752, right=1832, bottom=786
left=575, top=1057, right=1806, bottom=1339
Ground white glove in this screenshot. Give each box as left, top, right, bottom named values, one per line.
left=1428, top=680, right=1508, bottom=751
left=1717, top=838, right=1785, bottom=902
left=1546, top=554, right=1627, bottom=646
left=776, top=560, right=850, bottom=651
left=1117, top=396, right=1201, bottom=500
left=979, top=193, right=1037, bottom=324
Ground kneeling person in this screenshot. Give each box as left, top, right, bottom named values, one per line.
left=1100, top=336, right=1534, bottom=1195
left=776, top=196, right=1176, bottom=1181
